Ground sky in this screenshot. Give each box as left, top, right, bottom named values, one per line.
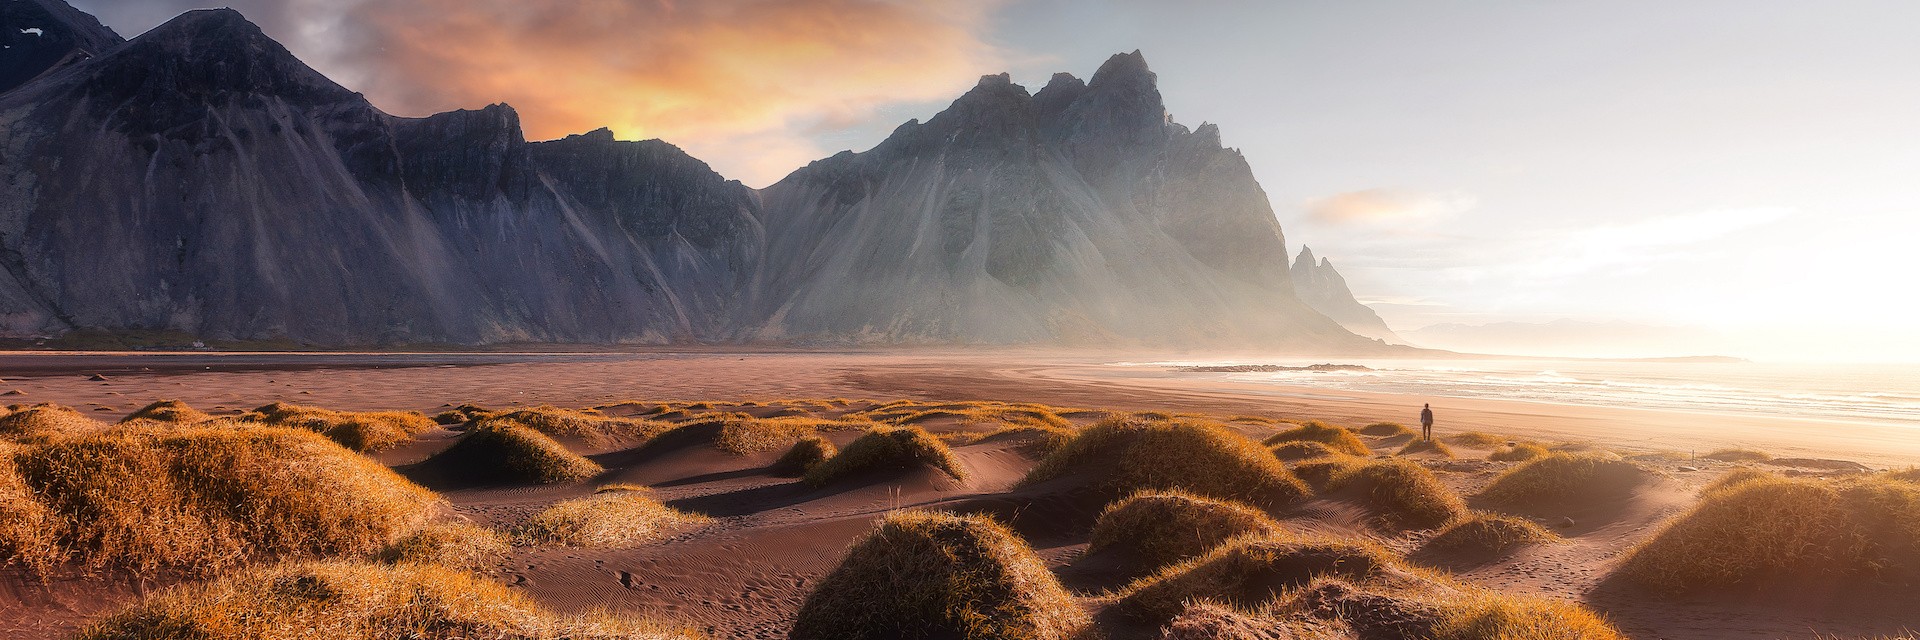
left=70, top=0, right=1920, bottom=362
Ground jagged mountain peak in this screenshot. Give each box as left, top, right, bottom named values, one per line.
left=1291, top=248, right=1400, bottom=343
left=1088, top=49, right=1154, bottom=88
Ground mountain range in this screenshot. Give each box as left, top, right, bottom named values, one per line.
left=0, top=1, right=1395, bottom=349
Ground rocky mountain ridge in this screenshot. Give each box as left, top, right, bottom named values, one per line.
left=0, top=2, right=1384, bottom=350
left=1290, top=246, right=1400, bottom=343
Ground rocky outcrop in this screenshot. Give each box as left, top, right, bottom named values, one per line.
left=1290, top=247, right=1400, bottom=342
left=745, top=53, right=1360, bottom=347
left=0, top=0, right=123, bottom=94
left=0, top=4, right=1376, bottom=349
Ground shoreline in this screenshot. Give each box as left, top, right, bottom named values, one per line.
left=2, top=349, right=1912, bottom=468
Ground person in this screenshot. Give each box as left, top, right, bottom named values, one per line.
left=1420, top=403, right=1434, bottom=441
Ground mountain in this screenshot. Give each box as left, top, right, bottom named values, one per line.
left=1289, top=247, right=1400, bottom=342
left=745, top=57, right=1357, bottom=346
left=0, top=4, right=1375, bottom=349
left=0, top=0, right=124, bottom=94
left=0, top=9, right=760, bottom=344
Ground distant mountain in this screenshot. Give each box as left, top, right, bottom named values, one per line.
left=746, top=57, right=1356, bottom=346
left=1401, top=319, right=1722, bottom=359
left=1288, top=246, right=1400, bottom=343
left=0, top=3, right=1377, bottom=349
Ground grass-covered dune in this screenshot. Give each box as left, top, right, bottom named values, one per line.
left=790, top=511, right=1087, bottom=640
left=425, top=422, right=604, bottom=484
left=1023, top=415, right=1311, bottom=509
left=1087, top=490, right=1281, bottom=571
left=1262, top=421, right=1370, bottom=457
left=1479, top=452, right=1649, bottom=507
left=77, top=561, right=700, bottom=640
left=0, top=425, right=438, bottom=575
left=803, top=426, right=965, bottom=487
left=1619, top=470, right=1920, bottom=591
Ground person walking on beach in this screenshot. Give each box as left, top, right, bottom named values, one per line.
left=1420, top=403, right=1434, bottom=441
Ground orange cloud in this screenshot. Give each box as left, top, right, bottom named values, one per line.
left=1304, top=188, right=1478, bottom=225
left=335, top=0, right=1004, bottom=185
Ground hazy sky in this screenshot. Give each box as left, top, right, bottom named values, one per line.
left=71, top=0, right=1920, bottom=362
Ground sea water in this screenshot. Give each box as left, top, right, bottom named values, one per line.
left=1135, top=358, right=1920, bottom=428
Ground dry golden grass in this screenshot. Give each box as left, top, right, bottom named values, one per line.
left=377, top=521, right=509, bottom=570
left=1024, top=415, right=1311, bottom=509
left=1489, top=443, right=1549, bottom=462
left=1619, top=472, right=1920, bottom=591
left=248, top=402, right=437, bottom=452
left=2, top=426, right=437, bottom=575
left=121, top=399, right=214, bottom=424
left=1088, top=491, right=1282, bottom=571
left=851, top=400, right=1075, bottom=431
left=804, top=426, right=966, bottom=487
left=1116, top=536, right=1408, bottom=623
left=522, top=485, right=706, bottom=547
left=1158, top=601, right=1298, bottom=640
left=431, top=404, right=495, bottom=425
left=1422, top=512, right=1558, bottom=555
left=0, top=442, right=59, bottom=573
left=1359, top=422, right=1415, bottom=437
left=1262, top=421, right=1370, bottom=457
left=76, top=560, right=700, bottom=640
left=1398, top=438, right=1456, bottom=458
left=773, top=435, right=837, bottom=476
left=1331, top=459, right=1468, bottom=531
left=1479, top=453, right=1648, bottom=506
left=429, top=422, right=603, bottom=484
left=474, top=406, right=670, bottom=447
left=1271, top=441, right=1340, bottom=461
left=1445, top=432, right=1509, bottom=448
left=1702, top=447, right=1772, bottom=462
left=790, top=510, right=1087, bottom=640
left=1418, top=588, right=1625, bottom=640
left=0, top=403, right=107, bottom=442
left=712, top=416, right=870, bottom=455
left=1888, top=468, right=1920, bottom=484
left=1700, top=466, right=1775, bottom=494
left=973, top=424, right=1076, bottom=455
left=1289, top=454, right=1370, bottom=492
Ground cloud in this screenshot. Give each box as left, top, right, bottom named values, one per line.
left=76, top=0, right=1006, bottom=186
left=1303, top=188, right=1478, bottom=225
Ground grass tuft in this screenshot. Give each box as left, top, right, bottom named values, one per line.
left=1478, top=453, right=1647, bottom=506
left=473, top=406, right=669, bottom=448
left=122, top=399, right=214, bottom=424
left=1489, top=443, right=1549, bottom=462
left=1445, top=432, right=1509, bottom=448
left=790, top=510, right=1087, bottom=640
left=1421, top=512, right=1558, bottom=556
left=1088, top=491, right=1282, bottom=571
left=1359, top=422, right=1415, bottom=437
left=0, top=404, right=108, bottom=442
left=973, top=424, right=1076, bottom=455
left=76, top=561, right=700, bottom=639
left=1332, top=459, right=1467, bottom=531
left=1702, top=448, right=1772, bottom=462
left=1271, top=441, right=1339, bottom=461
left=1024, top=415, right=1310, bottom=509
left=3, top=427, right=437, bottom=575
left=1289, top=454, right=1370, bottom=492
left=1619, top=473, right=1920, bottom=591
left=1398, top=438, right=1455, bottom=458
left=1116, top=536, right=1405, bottom=624
left=1262, top=421, right=1370, bottom=457
left=248, top=402, right=437, bottom=452
left=772, top=435, right=837, bottom=476
left=428, top=423, right=603, bottom=484
left=522, top=485, right=706, bottom=547
left=804, top=426, right=965, bottom=487
left=378, top=521, right=509, bottom=570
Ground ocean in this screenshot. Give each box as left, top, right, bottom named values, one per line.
left=1129, top=358, right=1920, bottom=429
